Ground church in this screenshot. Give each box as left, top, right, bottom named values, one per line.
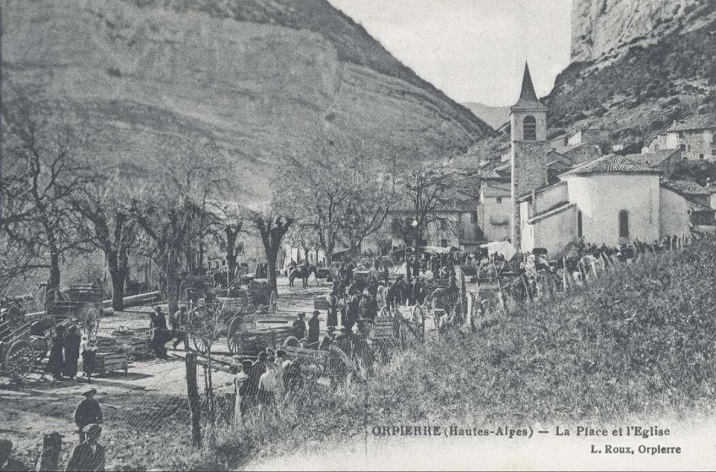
left=506, top=64, right=694, bottom=256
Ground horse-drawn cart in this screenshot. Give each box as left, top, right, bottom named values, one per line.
left=48, top=284, right=103, bottom=342
left=0, top=318, right=37, bottom=381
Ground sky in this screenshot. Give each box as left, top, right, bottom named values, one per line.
left=327, top=0, right=573, bottom=107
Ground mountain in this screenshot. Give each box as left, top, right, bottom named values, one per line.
left=546, top=0, right=716, bottom=144
left=2, top=0, right=491, bottom=203
left=461, top=102, right=510, bottom=130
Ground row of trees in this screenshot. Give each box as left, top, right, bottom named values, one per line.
left=1, top=88, right=293, bottom=313
left=2, top=88, right=473, bottom=311
left=271, top=133, right=468, bottom=263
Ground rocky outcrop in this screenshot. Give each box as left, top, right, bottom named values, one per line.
left=571, top=0, right=714, bottom=63
left=3, top=0, right=490, bottom=203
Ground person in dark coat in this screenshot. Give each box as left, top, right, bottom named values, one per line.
left=64, top=424, right=105, bottom=472
left=345, top=293, right=361, bottom=332
left=412, top=255, right=421, bottom=278
left=47, top=325, right=66, bottom=381
left=0, top=439, right=28, bottom=472
left=307, top=311, right=320, bottom=346
left=327, top=293, right=338, bottom=330
left=81, top=340, right=97, bottom=382
left=150, top=307, right=169, bottom=359
left=292, top=313, right=307, bottom=340
left=74, top=389, right=102, bottom=442
left=64, top=325, right=82, bottom=380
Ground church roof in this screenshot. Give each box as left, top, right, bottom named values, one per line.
left=563, top=154, right=662, bottom=176
left=623, top=150, right=680, bottom=167
left=482, top=180, right=511, bottom=198
left=511, top=63, right=548, bottom=111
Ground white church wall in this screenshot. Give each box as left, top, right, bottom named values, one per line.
left=532, top=206, right=577, bottom=256
left=659, top=187, right=691, bottom=238
left=519, top=201, right=534, bottom=251
left=566, top=174, right=660, bottom=246
left=532, top=182, right=568, bottom=216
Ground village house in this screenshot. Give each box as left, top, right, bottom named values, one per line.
left=567, top=128, right=613, bottom=151
left=627, top=150, right=682, bottom=179
left=477, top=179, right=511, bottom=242
left=647, top=113, right=716, bottom=160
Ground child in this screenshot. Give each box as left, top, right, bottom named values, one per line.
left=81, top=339, right=97, bottom=383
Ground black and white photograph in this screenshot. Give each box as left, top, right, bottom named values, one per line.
left=1, top=0, right=716, bottom=470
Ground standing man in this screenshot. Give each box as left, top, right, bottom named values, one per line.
left=64, top=424, right=105, bottom=472
left=74, top=389, right=103, bottom=442
left=291, top=313, right=307, bottom=340
left=170, top=306, right=188, bottom=350
left=63, top=326, right=81, bottom=380
left=307, top=311, right=320, bottom=347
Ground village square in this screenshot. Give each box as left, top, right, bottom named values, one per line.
left=2, top=0, right=716, bottom=470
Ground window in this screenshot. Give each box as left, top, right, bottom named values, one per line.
left=439, top=220, right=448, bottom=230
left=699, top=153, right=705, bottom=160
left=523, top=116, right=537, bottom=141
left=440, top=239, right=448, bottom=248
left=577, top=210, right=583, bottom=238
left=470, top=211, right=477, bottom=223
left=496, top=197, right=503, bottom=204
left=618, top=210, right=629, bottom=239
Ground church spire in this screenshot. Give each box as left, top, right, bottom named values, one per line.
left=519, top=62, right=538, bottom=102
left=511, top=61, right=547, bottom=111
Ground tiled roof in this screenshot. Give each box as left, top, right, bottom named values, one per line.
left=667, top=113, right=716, bottom=132
left=564, top=154, right=662, bottom=176
left=662, top=179, right=713, bottom=195
left=625, top=150, right=680, bottom=167
left=482, top=181, right=511, bottom=198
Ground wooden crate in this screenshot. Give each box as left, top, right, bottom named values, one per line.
left=272, top=326, right=294, bottom=346
left=372, top=318, right=396, bottom=340
left=95, top=337, right=117, bottom=351
left=93, top=351, right=128, bottom=374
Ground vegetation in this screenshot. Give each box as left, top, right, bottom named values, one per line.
left=546, top=12, right=716, bottom=136
left=163, top=238, right=716, bottom=470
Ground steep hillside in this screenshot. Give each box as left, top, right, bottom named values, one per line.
left=461, top=102, right=510, bottom=129
left=2, top=0, right=490, bottom=203
left=547, top=0, right=716, bottom=143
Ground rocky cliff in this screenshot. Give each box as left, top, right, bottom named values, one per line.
left=545, top=0, right=716, bottom=144
left=3, top=0, right=490, bottom=203
left=571, top=0, right=713, bottom=63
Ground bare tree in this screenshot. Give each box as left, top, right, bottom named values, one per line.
left=72, top=172, right=140, bottom=311
left=253, top=214, right=294, bottom=295
left=2, top=93, right=96, bottom=307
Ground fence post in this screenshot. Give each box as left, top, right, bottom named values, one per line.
left=35, top=431, right=63, bottom=472
left=186, top=352, right=202, bottom=448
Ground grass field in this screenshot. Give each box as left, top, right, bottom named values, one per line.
left=168, top=238, right=716, bottom=470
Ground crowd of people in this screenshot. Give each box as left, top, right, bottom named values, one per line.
left=42, top=324, right=96, bottom=383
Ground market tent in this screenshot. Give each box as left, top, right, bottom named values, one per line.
left=479, top=241, right=517, bottom=260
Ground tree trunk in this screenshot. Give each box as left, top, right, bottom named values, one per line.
left=185, top=353, right=202, bottom=447
left=108, top=251, right=126, bottom=311
left=46, top=250, right=61, bottom=312
left=166, top=254, right=180, bottom=315
left=266, top=248, right=278, bottom=295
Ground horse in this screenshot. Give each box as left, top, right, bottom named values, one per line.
left=289, top=265, right=316, bottom=288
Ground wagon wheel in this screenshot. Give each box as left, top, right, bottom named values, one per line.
left=4, top=340, right=35, bottom=380
left=189, top=333, right=210, bottom=354
left=7, top=305, right=24, bottom=325
left=268, top=291, right=277, bottom=314
left=83, top=308, right=100, bottom=341
left=226, top=316, right=244, bottom=355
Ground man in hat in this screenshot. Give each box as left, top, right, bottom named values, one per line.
left=291, top=313, right=306, bottom=340
left=0, top=439, right=27, bottom=472
left=64, top=424, right=105, bottom=472
left=307, top=311, right=320, bottom=347
left=73, top=389, right=102, bottom=442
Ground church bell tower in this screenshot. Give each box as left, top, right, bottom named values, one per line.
left=510, top=62, right=548, bottom=248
